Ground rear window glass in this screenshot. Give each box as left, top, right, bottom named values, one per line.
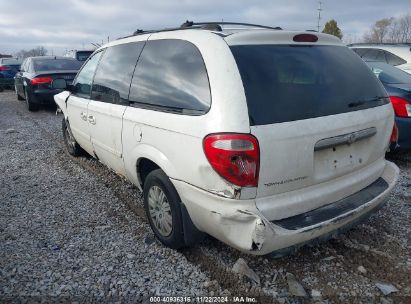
left=76, top=51, right=93, bottom=61
left=33, top=59, right=82, bottom=71
left=1, top=58, right=22, bottom=65
left=230, top=45, right=388, bottom=125
left=385, top=51, right=407, bottom=66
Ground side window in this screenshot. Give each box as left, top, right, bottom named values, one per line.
left=20, top=59, right=27, bottom=72
left=91, top=42, right=144, bottom=105
left=23, top=59, right=30, bottom=72
left=72, top=51, right=103, bottom=99
left=385, top=51, right=407, bottom=66
left=27, top=61, right=34, bottom=73
left=129, top=39, right=211, bottom=114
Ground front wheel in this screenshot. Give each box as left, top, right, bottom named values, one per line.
left=143, top=169, right=185, bottom=249
left=62, top=118, right=83, bottom=156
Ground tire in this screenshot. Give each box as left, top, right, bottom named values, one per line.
left=16, top=86, right=24, bottom=100
left=143, top=169, right=185, bottom=249
left=25, top=88, right=38, bottom=111
left=62, top=118, right=83, bottom=156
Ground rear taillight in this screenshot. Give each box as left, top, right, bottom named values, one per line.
left=390, top=123, right=399, bottom=144
left=203, top=133, right=260, bottom=187
left=31, top=77, right=53, bottom=85
left=0, top=65, right=10, bottom=71
left=390, top=96, right=411, bottom=118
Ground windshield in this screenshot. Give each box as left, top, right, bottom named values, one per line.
left=230, top=45, right=388, bottom=125
left=366, top=61, right=411, bottom=84
left=33, top=58, right=83, bottom=71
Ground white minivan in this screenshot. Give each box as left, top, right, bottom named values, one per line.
left=54, top=22, right=399, bottom=255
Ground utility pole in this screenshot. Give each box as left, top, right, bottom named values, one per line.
left=317, top=1, right=322, bottom=32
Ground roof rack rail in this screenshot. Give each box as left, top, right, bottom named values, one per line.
left=121, top=25, right=204, bottom=39
left=347, top=42, right=411, bottom=46
left=181, top=21, right=282, bottom=31
left=117, top=21, right=282, bottom=40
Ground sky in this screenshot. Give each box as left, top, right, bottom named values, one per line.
left=0, top=0, right=410, bottom=56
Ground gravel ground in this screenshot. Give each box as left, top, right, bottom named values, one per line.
left=0, top=90, right=410, bottom=303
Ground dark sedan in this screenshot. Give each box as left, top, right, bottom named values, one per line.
left=15, top=56, right=82, bottom=111
left=366, top=61, right=411, bottom=150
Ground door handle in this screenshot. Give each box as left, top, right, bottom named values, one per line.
left=88, top=115, right=96, bottom=125
left=80, top=112, right=87, bottom=121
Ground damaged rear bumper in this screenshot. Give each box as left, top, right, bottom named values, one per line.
left=171, top=161, right=399, bottom=255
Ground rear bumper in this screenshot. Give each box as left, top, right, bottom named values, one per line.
left=172, top=160, right=399, bottom=255
left=0, top=76, right=14, bottom=88
left=396, top=117, right=411, bottom=150
left=31, top=89, right=62, bottom=104
left=0, top=71, right=16, bottom=79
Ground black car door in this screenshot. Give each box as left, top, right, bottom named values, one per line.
left=22, top=60, right=33, bottom=98
left=16, top=59, right=31, bottom=96
left=14, top=59, right=26, bottom=95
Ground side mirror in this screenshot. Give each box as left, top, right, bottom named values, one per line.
left=52, top=78, right=67, bottom=90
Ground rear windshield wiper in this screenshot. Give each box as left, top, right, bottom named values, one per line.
left=348, top=96, right=387, bottom=108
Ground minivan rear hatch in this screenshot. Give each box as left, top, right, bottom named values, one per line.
left=229, top=38, right=393, bottom=198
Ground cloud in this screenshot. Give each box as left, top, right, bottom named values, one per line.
left=0, top=0, right=409, bottom=55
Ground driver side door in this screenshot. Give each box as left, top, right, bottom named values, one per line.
left=66, top=51, right=104, bottom=156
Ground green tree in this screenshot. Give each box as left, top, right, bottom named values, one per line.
left=322, top=19, right=343, bottom=39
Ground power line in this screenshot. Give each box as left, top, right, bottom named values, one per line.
left=317, top=1, right=323, bottom=32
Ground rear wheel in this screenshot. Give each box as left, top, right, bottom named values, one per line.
left=62, top=118, right=83, bottom=156
left=25, top=88, right=38, bottom=111
left=143, top=169, right=185, bottom=249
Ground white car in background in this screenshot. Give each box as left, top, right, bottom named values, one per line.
left=349, top=43, right=411, bottom=74
left=64, top=49, right=95, bottom=62
left=54, top=22, right=399, bottom=255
